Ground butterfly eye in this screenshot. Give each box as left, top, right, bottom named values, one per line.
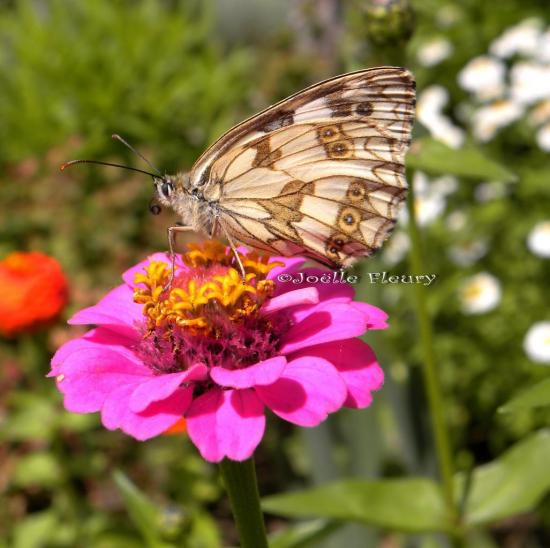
left=161, top=180, right=174, bottom=198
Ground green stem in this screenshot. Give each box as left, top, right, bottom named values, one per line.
left=219, top=457, right=268, bottom=548
left=406, top=178, right=460, bottom=534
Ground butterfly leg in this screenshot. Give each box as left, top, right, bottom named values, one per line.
left=209, top=217, right=218, bottom=239
left=165, top=225, right=194, bottom=290
left=217, top=219, right=246, bottom=282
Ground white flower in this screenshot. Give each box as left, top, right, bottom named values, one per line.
left=472, top=100, right=524, bottom=141
left=410, top=171, right=447, bottom=226
left=510, top=62, right=550, bottom=105
left=413, top=171, right=430, bottom=195
left=446, top=211, right=467, bottom=232
left=428, top=119, right=465, bottom=149
left=474, top=181, right=509, bottom=202
left=417, top=86, right=465, bottom=149
left=417, top=38, right=453, bottom=67
left=529, top=100, right=550, bottom=126
left=414, top=171, right=457, bottom=197
left=458, top=56, right=506, bottom=101
left=448, top=240, right=488, bottom=267
left=415, top=195, right=446, bottom=226
left=536, top=30, right=550, bottom=63
left=523, top=322, right=550, bottom=364
left=431, top=175, right=458, bottom=196
left=527, top=221, right=550, bottom=258
left=400, top=172, right=458, bottom=227
left=459, top=273, right=502, bottom=314
left=382, top=231, right=410, bottom=265
left=436, top=5, right=461, bottom=28
left=536, top=123, right=550, bottom=151
left=490, top=18, right=543, bottom=59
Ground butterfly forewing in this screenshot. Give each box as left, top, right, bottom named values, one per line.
left=190, top=67, right=415, bottom=268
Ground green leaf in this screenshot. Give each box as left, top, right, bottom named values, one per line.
left=407, top=138, right=517, bottom=182
left=262, top=478, right=452, bottom=533
left=499, top=378, right=550, bottom=413
left=12, top=511, right=58, bottom=548
left=93, top=534, right=148, bottom=548
left=269, top=520, right=341, bottom=548
left=112, top=470, right=171, bottom=548
left=460, top=430, right=550, bottom=525
left=464, top=531, right=500, bottom=548
left=12, top=452, right=63, bottom=488
left=187, top=511, right=222, bottom=548
left=1, top=393, right=57, bottom=442
left=58, top=410, right=99, bottom=432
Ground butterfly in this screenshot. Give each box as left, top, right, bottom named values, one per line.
left=64, top=67, right=415, bottom=278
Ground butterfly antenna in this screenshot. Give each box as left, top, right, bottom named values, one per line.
left=60, top=159, right=159, bottom=179
left=112, top=134, right=162, bottom=176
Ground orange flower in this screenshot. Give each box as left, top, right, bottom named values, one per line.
left=0, top=252, right=69, bottom=337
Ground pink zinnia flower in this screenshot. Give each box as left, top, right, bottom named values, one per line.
left=50, top=242, right=386, bottom=462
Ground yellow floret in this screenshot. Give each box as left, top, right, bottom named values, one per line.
left=133, top=243, right=282, bottom=335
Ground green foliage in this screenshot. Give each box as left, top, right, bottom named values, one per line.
left=460, top=430, right=550, bottom=525
left=500, top=379, right=550, bottom=413
left=1, top=0, right=550, bottom=546
left=113, top=471, right=171, bottom=548
left=264, top=432, right=550, bottom=535
left=268, top=520, right=342, bottom=548
left=0, top=0, right=253, bottom=166
left=12, top=453, right=63, bottom=488
left=263, top=478, right=451, bottom=533
left=11, top=511, right=60, bottom=548
left=407, top=138, right=517, bottom=182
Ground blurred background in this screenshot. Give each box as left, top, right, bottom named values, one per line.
left=1, top=0, right=549, bottom=546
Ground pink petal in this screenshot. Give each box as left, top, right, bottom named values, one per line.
left=122, top=253, right=186, bottom=288
left=55, top=347, right=151, bottom=413
left=280, top=302, right=368, bottom=354
left=273, top=267, right=356, bottom=301
left=262, top=287, right=319, bottom=314
left=130, top=364, right=208, bottom=413
left=50, top=327, right=136, bottom=375
left=102, top=384, right=192, bottom=440
left=210, top=356, right=287, bottom=389
left=186, top=388, right=265, bottom=462
left=54, top=340, right=145, bottom=376
left=293, top=339, right=384, bottom=408
left=256, top=356, right=346, bottom=426
left=68, top=285, right=142, bottom=338
left=352, top=302, right=389, bottom=330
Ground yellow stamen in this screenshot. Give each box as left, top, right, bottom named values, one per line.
left=133, top=243, right=281, bottom=335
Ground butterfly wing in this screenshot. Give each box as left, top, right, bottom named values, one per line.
left=190, top=67, right=415, bottom=267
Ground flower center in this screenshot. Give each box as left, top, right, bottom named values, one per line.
left=132, top=242, right=287, bottom=375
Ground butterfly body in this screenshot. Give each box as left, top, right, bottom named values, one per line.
left=155, top=67, right=416, bottom=269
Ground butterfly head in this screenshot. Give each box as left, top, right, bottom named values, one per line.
left=153, top=173, right=190, bottom=208
left=153, top=173, right=195, bottom=218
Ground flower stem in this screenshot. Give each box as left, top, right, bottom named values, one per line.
left=406, top=178, right=460, bottom=534
left=219, top=457, right=268, bottom=548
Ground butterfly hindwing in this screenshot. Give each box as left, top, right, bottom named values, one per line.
left=190, top=67, right=415, bottom=267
